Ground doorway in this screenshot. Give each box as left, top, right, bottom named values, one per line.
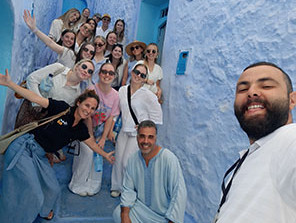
left=136, top=0, right=169, bottom=65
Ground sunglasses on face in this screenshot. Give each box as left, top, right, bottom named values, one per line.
left=82, top=48, right=95, bottom=55
left=81, top=64, right=94, bottom=75
left=147, top=49, right=157, bottom=54
left=133, top=69, right=147, bottom=79
left=131, top=45, right=140, bottom=51
left=103, top=18, right=110, bottom=22
left=94, top=43, right=105, bottom=48
left=82, top=26, right=91, bottom=33
left=100, top=69, right=116, bottom=76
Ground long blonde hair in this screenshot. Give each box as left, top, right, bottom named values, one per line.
left=144, top=43, right=159, bottom=64
left=58, top=8, right=80, bottom=29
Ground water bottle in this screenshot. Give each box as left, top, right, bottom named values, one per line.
left=39, top=73, right=54, bottom=98
left=94, top=152, right=103, bottom=172
left=113, top=114, right=122, bottom=141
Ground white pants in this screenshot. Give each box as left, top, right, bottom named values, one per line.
left=111, top=131, right=138, bottom=191
left=68, top=142, right=102, bottom=195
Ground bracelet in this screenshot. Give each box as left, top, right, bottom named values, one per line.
left=32, top=27, right=38, bottom=33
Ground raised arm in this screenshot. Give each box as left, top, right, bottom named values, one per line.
left=23, top=10, right=64, bottom=55
left=0, top=69, right=49, bottom=108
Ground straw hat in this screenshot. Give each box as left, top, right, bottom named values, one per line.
left=125, top=40, right=146, bottom=56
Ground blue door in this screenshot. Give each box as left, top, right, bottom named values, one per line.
left=136, top=0, right=169, bottom=64
left=62, top=0, right=87, bottom=14
left=0, top=0, right=13, bottom=132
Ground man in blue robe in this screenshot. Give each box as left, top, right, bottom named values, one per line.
left=113, top=120, right=187, bottom=223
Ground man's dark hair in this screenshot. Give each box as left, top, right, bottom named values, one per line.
left=137, top=120, right=157, bottom=134
left=244, top=61, right=293, bottom=94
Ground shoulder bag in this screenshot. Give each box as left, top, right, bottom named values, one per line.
left=0, top=107, right=70, bottom=154
left=127, top=85, right=139, bottom=125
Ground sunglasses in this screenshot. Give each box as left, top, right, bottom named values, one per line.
left=95, top=43, right=105, bottom=48
left=103, top=18, right=110, bottom=22
left=81, top=64, right=94, bottom=75
left=100, top=69, right=116, bottom=76
left=133, top=69, right=147, bottom=79
left=82, top=25, right=90, bottom=33
left=82, top=48, right=95, bottom=55
left=131, top=45, right=141, bottom=51
left=147, top=49, right=157, bottom=54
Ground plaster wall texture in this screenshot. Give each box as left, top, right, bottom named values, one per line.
left=158, top=0, right=296, bottom=222
left=2, top=0, right=296, bottom=223
left=91, top=0, right=140, bottom=44
left=2, top=0, right=139, bottom=133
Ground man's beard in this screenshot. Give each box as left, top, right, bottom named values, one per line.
left=234, top=97, right=290, bottom=141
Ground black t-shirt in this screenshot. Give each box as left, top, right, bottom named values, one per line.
left=31, top=99, right=90, bottom=153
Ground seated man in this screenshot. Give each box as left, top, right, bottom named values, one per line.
left=113, top=120, right=187, bottom=223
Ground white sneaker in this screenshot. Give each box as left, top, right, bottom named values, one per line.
left=87, top=191, right=96, bottom=196
left=78, top=191, right=87, bottom=196
left=110, top=190, right=121, bottom=198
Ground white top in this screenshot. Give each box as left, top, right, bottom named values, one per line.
left=74, top=40, right=87, bottom=54
left=96, top=26, right=112, bottom=38
left=136, top=60, right=163, bottom=93
left=57, top=47, right=76, bottom=68
left=117, top=36, right=126, bottom=46
left=119, top=85, right=162, bottom=135
left=48, top=19, right=64, bottom=42
left=217, top=123, right=296, bottom=223
left=26, top=63, right=81, bottom=106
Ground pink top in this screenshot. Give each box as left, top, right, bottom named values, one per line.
left=88, top=84, right=120, bottom=131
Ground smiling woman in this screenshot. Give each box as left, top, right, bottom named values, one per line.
left=23, top=10, right=78, bottom=68
left=69, top=62, right=120, bottom=196
left=0, top=68, right=115, bottom=222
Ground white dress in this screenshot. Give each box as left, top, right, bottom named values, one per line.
left=136, top=60, right=163, bottom=93
left=111, top=85, right=163, bottom=192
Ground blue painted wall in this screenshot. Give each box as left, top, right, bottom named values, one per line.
left=62, top=0, right=87, bottom=14
left=0, top=0, right=13, bottom=133
left=3, top=1, right=296, bottom=223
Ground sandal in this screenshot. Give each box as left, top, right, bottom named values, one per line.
left=40, top=210, right=54, bottom=220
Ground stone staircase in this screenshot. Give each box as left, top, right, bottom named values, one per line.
left=0, top=141, right=119, bottom=223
